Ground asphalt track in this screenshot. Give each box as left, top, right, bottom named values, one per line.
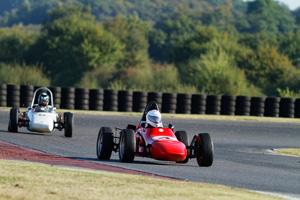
left=0, top=110, right=300, bottom=198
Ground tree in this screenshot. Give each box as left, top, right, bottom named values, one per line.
left=241, top=45, right=297, bottom=95
left=31, top=5, right=124, bottom=86
left=103, top=14, right=151, bottom=70
left=239, top=0, right=295, bottom=35
left=279, top=30, right=300, bottom=69
left=0, top=25, right=37, bottom=63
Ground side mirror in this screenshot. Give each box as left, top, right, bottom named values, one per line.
left=168, top=123, right=174, bottom=130
left=52, top=107, right=56, bottom=111
left=28, top=106, right=32, bottom=110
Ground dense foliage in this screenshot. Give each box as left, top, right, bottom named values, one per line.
left=1, top=0, right=300, bottom=97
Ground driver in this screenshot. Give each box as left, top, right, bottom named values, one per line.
left=146, top=110, right=163, bottom=128
left=35, top=93, right=49, bottom=111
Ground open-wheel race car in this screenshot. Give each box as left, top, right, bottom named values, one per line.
left=8, top=87, right=74, bottom=137
left=96, top=101, right=213, bottom=167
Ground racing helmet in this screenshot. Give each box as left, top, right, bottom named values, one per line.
left=38, top=93, right=49, bottom=107
left=146, top=110, right=163, bottom=128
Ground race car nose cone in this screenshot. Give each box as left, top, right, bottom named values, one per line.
left=151, top=140, right=187, bottom=162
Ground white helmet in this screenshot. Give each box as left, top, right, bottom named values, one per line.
left=146, top=110, right=163, bottom=128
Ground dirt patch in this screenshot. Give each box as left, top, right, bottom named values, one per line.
left=0, top=140, right=178, bottom=180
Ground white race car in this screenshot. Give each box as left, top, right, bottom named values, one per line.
left=8, top=87, right=74, bottom=137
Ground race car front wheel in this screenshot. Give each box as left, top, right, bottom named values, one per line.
left=8, top=107, right=18, bottom=133
left=119, top=129, right=136, bottom=163
left=64, top=112, right=73, bottom=138
left=96, top=127, right=114, bottom=160
left=193, top=133, right=214, bottom=167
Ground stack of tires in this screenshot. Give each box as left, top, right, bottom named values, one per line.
left=279, top=98, right=295, bottom=118
left=235, top=96, right=251, bottom=116
left=148, top=92, right=163, bottom=109
left=162, top=93, right=177, bottom=113
left=176, top=93, right=192, bottom=114
left=294, top=99, right=300, bottom=118
left=264, top=97, right=280, bottom=117
left=221, top=95, right=236, bottom=115
left=0, top=84, right=7, bottom=107
left=75, top=88, right=89, bottom=110
left=20, top=85, right=34, bottom=107
left=133, top=91, right=148, bottom=112
left=118, top=90, right=133, bottom=112
left=250, top=97, right=265, bottom=117
left=61, top=87, right=75, bottom=110
left=89, top=89, right=104, bottom=111
left=7, top=85, right=21, bottom=107
left=191, top=94, right=207, bottom=114
left=104, top=89, right=118, bottom=111
left=49, top=87, right=62, bottom=108
left=206, top=95, right=221, bottom=115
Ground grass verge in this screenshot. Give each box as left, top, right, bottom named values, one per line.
left=0, top=160, right=285, bottom=200
left=274, top=149, right=300, bottom=157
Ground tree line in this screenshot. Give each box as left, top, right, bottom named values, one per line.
left=1, top=0, right=300, bottom=97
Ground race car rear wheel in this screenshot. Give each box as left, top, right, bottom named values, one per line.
left=175, top=131, right=189, bottom=163
left=96, top=127, right=114, bottom=160
left=8, top=107, right=18, bottom=133
left=193, top=133, right=214, bottom=167
left=64, top=112, right=73, bottom=138
left=119, top=129, right=136, bottom=163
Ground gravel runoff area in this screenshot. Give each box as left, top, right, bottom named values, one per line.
left=0, top=140, right=179, bottom=181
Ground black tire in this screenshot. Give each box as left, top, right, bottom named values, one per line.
left=64, top=112, right=73, bottom=138
left=8, top=107, right=18, bottom=132
left=96, top=127, right=114, bottom=160
left=194, top=133, right=214, bottom=167
left=175, top=131, right=189, bottom=163
left=119, top=129, right=136, bottom=163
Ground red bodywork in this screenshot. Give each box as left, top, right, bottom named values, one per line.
left=135, top=126, right=187, bottom=162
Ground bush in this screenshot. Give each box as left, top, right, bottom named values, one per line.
left=0, top=62, right=50, bottom=86
left=178, top=50, right=254, bottom=95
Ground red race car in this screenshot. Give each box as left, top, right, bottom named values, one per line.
left=96, top=101, right=213, bottom=167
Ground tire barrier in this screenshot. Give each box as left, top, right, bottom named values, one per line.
left=49, top=87, right=62, bottom=109
left=75, top=88, right=89, bottom=110
left=133, top=91, right=148, bottom=112
left=191, top=94, right=207, bottom=114
left=7, top=84, right=20, bottom=107
left=221, top=95, right=236, bottom=115
left=279, top=98, right=295, bottom=118
left=89, top=89, right=104, bottom=111
left=235, top=96, right=251, bottom=116
left=148, top=92, right=163, bottom=109
left=264, top=97, right=280, bottom=117
left=176, top=93, right=192, bottom=114
left=0, top=84, right=7, bottom=107
left=250, top=97, right=266, bottom=117
left=2, top=84, right=300, bottom=118
left=20, top=85, right=34, bottom=107
left=162, top=93, right=177, bottom=113
left=104, top=89, right=118, bottom=111
left=295, top=99, right=300, bottom=118
left=118, top=90, right=133, bottom=112
left=61, top=87, right=75, bottom=110
left=206, top=95, right=221, bottom=115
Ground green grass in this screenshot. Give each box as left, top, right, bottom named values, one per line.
left=0, top=160, right=285, bottom=200
left=274, top=149, right=300, bottom=157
